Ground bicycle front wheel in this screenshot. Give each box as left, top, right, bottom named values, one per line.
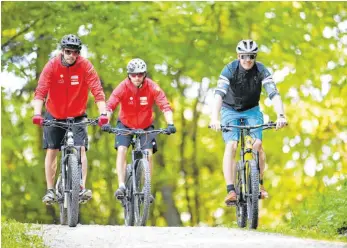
left=67, top=154, right=80, bottom=227
left=133, top=159, right=151, bottom=226
left=247, top=159, right=260, bottom=229
left=124, top=164, right=134, bottom=226
left=235, top=161, right=247, bottom=228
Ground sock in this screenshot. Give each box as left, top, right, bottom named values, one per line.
left=119, top=183, right=126, bottom=189
left=227, top=184, right=235, bottom=193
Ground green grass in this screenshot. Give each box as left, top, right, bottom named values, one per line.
left=223, top=179, right=347, bottom=243
left=258, top=224, right=347, bottom=243
left=1, top=219, right=47, bottom=248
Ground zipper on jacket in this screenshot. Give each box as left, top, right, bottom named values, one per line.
left=65, top=67, right=69, bottom=118
left=136, top=87, right=140, bottom=128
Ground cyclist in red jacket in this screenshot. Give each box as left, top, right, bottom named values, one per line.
left=105, top=58, right=176, bottom=202
left=32, top=34, right=109, bottom=204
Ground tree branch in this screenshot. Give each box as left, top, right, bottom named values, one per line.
left=1, top=14, right=50, bottom=51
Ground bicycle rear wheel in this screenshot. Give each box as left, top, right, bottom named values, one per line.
left=133, top=159, right=151, bottom=226
left=235, top=161, right=247, bottom=228
left=247, top=159, right=260, bottom=229
left=67, top=154, right=80, bottom=227
left=124, top=164, right=134, bottom=226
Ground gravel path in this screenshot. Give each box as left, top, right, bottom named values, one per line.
left=32, top=224, right=347, bottom=248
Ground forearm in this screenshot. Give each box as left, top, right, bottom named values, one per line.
left=164, top=111, right=174, bottom=124
left=211, top=94, right=223, bottom=120
left=32, top=99, right=44, bottom=115
left=271, top=95, right=285, bottom=117
left=96, top=101, right=107, bottom=115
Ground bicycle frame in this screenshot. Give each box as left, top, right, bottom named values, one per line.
left=103, top=127, right=169, bottom=226
left=219, top=120, right=276, bottom=229
left=43, top=117, right=97, bottom=226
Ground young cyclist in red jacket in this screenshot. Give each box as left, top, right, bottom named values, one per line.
left=32, top=34, right=109, bottom=204
left=104, top=58, right=176, bottom=202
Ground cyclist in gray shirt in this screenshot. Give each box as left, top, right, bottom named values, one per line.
left=210, top=39, right=287, bottom=205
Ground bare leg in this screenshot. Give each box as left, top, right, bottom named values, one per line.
left=253, top=139, right=268, bottom=198
left=145, top=149, right=153, bottom=177
left=45, top=149, right=59, bottom=189
left=253, top=139, right=265, bottom=180
left=81, top=146, right=87, bottom=188
left=117, top=146, right=128, bottom=187
left=223, top=141, right=238, bottom=185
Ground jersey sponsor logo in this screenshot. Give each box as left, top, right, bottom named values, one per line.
left=140, top=96, right=148, bottom=105
left=58, top=74, right=64, bottom=84
left=71, top=75, right=79, bottom=85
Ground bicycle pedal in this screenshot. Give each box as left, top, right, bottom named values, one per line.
left=116, top=195, right=125, bottom=200
left=225, top=201, right=236, bottom=207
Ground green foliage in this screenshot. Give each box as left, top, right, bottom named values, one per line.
left=1, top=219, right=46, bottom=248
left=1, top=1, right=347, bottom=238
left=286, top=179, right=347, bottom=241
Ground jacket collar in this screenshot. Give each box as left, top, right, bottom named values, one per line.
left=59, top=53, right=82, bottom=67
left=125, top=77, right=148, bottom=93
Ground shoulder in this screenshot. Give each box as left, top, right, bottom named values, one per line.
left=118, top=78, right=129, bottom=89
left=76, top=56, right=94, bottom=68
left=48, top=55, right=60, bottom=66
left=255, top=61, right=269, bottom=72
left=145, top=78, right=163, bottom=95
left=220, top=59, right=239, bottom=79
left=255, top=61, right=272, bottom=78
left=145, top=78, right=159, bottom=89
left=145, top=78, right=156, bottom=86
left=224, top=59, right=239, bottom=71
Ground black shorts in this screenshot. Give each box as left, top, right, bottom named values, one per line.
left=115, top=120, right=158, bottom=154
left=43, top=112, right=89, bottom=151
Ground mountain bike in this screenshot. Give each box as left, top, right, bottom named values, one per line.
left=220, top=120, right=276, bottom=229
left=102, top=127, right=170, bottom=226
left=43, top=117, right=98, bottom=227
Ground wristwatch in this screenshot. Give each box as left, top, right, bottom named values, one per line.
left=278, top=114, right=285, bottom=118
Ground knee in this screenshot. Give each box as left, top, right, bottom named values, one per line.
left=117, top=146, right=128, bottom=156
left=81, top=146, right=86, bottom=156
left=226, top=141, right=238, bottom=154
left=147, top=150, right=153, bottom=160
left=253, top=140, right=263, bottom=152
left=46, top=149, right=59, bottom=157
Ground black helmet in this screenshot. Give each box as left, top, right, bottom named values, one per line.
left=60, top=34, right=82, bottom=50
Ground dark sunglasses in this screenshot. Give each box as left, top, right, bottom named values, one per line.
left=240, top=54, right=256, bottom=60
left=129, top=72, right=145, bottom=78
left=64, top=49, right=80, bottom=56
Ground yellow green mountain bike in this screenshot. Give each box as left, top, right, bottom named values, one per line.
left=221, top=120, right=276, bottom=229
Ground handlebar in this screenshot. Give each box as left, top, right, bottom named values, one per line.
left=209, top=121, right=280, bottom=131
left=102, top=127, right=170, bottom=136
left=42, top=118, right=98, bottom=128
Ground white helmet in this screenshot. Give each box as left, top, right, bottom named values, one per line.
left=127, top=58, right=147, bottom=73
left=236, top=39, right=258, bottom=54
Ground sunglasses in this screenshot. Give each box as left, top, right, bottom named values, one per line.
left=129, top=72, right=145, bottom=78
left=64, top=49, right=80, bottom=56
left=240, top=54, right=256, bottom=60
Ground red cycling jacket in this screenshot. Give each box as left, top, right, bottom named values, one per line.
left=34, top=54, right=105, bottom=119
left=107, top=77, right=172, bottom=129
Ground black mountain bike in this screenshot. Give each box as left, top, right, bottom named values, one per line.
left=102, top=127, right=169, bottom=226
left=220, top=120, right=276, bottom=229
left=43, top=117, right=98, bottom=227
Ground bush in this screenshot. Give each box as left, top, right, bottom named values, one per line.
left=1, top=219, right=46, bottom=248
left=288, top=179, right=347, bottom=241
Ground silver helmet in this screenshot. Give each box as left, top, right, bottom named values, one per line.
left=127, top=58, right=147, bottom=73
left=236, top=39, right=258, bottom=54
